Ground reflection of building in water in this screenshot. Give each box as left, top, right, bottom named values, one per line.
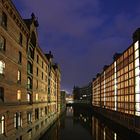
left=66, top=106, right=74, bottom=117
left=92, top=117, right=118, bottom=140
left=60, top=91, right=66, bottom=113
left=73, top=107, right=92, bottom=134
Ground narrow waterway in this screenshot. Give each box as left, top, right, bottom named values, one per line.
left=40, top=106, right=140, bottom=140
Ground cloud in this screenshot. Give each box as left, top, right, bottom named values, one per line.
left=12, top=0, right=140, bottom=93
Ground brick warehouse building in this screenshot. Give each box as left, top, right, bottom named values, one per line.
left=92, top=28, right=140, bottom=134
left=0, top=0, right=61, bottom=139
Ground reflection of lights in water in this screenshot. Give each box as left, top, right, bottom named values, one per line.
left=84, top=118, right=87, bottom=122
left=114, top=133, right=117, bottom=140
left=104, top=128, right=106, bottom=140
left=66, top=107, right=73, bottom=116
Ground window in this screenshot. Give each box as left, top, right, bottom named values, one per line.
left=17, top=90, right=21, bottom=101
left=45, top=107, right=47, bottom=115
left=36, top=93, right=38, bottom=101
left=27, top=77, right=32, bottom=89
left=37, top=55, right=39, bottom=63
left=36, top=67, right=38, bottom=76
left=36, top=80, right=38, bottom=89
left=27, top=93, right=31, bottom=102
left=17, top=70, right=21, bottom=82
left=19, top=33, right=23, bottom=46
left=35, top=108, right=39, bottom=120
left=1, top=12, right=7, bottom=29
left=42, top=61, right=43, bottom=68
left=27, top=112, right=32, bottom=123
left=14, top=113, right=22, bottom=129
left=0, top=116, right=5, bottom=134
left=42, top=72, right=43, bottom=80
left=0, top=36, right=6, bottom=51
left=27, top=62, right=33, bottom=74
left=0, top=87, right=4, bottom=101
left=0, top=61, right=5, bottom=74
left=18, top=52, right=22, bottom=64
left=41, top=108, right=44, bottom=117
left=28, top=47, right=33, bottom=59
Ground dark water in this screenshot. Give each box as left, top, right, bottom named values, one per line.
left=40, top=106, right=140, bottom=140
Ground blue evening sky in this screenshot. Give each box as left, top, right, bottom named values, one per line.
left=12, top=0, right=140, bottom=93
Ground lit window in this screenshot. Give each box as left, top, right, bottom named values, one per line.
left=27, top=77, right=32, bottom=89
left=0, top=87, right=4, bottom=101
left=135, top=58, right=139, bottom=67
left=36, top=93, right=38, bottom=101
left=135, top=50, right=139, bottom=59
left=27, top=93, right=31, bottom=102
left=17, top=90, right=21, bottom=100
left=0, top=116, right=5, bottom=134
left=0, top=36, right=6, bottom=51
left=0, top=61, right=5, bottom=74
left=14, top=112, right=22, bottom=129
left=17, top=70, right=21, bottom=82
left=134, top=41, right=139, bottom=51
left=1, top=12, right=7, bottom=29
left=27, top=112, right=32, bottom=123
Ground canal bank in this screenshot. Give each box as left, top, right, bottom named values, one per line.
left=93, top=106, right=140, bottom=136
left=40, top=106, right=140, bottom=140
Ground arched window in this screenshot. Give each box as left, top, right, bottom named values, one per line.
left=0, top=115, right=5, bottom=134
left=0, top=61, right=5, bottom=74
left=27, top=93, right=31, bottom=102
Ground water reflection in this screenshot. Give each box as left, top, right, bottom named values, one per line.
left=40, top=106, right=140, bottom=140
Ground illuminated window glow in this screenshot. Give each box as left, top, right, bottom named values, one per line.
left=114, top=61, right=117, bottom=111
left=0, top=116, right=5, bottom=134
left=0, top=61, right=5, bottom=74
left=104, top=72, right=106, bottom=106
left=17, top=90, right=21, bottom=100
left=36, top=93, right=38, bottom=101
left=134, top=41, right=140, bottom=116
left=134, top=41, right=139, bottom=51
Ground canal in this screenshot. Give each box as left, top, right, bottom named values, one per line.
left=40, top=106, right=140, bottom=140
